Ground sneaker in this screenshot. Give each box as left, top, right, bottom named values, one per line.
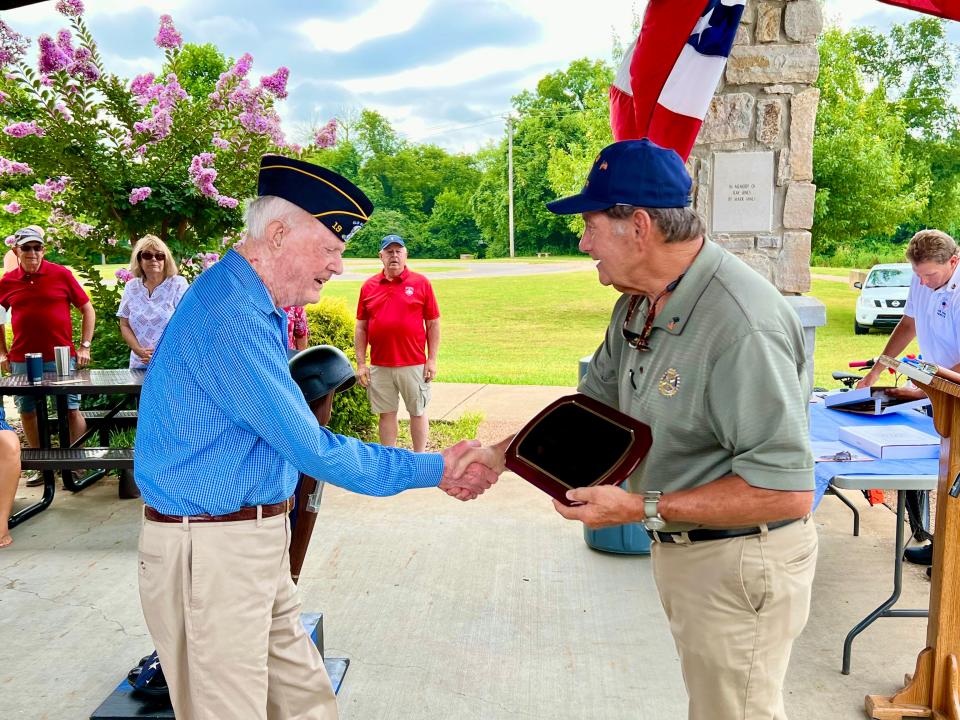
left=904, top=543, right=934, bottom=566
left=23, top=471, right=43, bottom=487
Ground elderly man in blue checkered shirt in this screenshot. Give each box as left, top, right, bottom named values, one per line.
left=134, top=156, right=500, bottom=720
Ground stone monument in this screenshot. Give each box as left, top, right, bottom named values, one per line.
left=690, top=0, right=825, bottom=380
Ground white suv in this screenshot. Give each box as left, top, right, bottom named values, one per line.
left=853, top=263, right=911, bottom=334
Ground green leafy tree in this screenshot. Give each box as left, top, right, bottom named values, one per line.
left=472, top=58, right=613, bottom=256
left=813, top=27, right=929, bottom=255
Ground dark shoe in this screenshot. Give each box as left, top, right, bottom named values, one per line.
left=927, top=566, right=932, bottom=579
left=904, top=543, right=934, bottom=566
left=118, top=469, right=140, bottom=500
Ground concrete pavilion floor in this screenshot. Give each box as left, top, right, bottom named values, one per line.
left=0, top=384, right=938, bottom=720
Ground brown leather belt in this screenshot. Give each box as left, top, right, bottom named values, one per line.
left=145, top=497, right=294, bottom=524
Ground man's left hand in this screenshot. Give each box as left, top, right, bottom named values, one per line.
left=552, top=485, right=644, bottom=529
left=76, top=346, right=91, bottom=368
left=424, top=359, right=437, bottom=382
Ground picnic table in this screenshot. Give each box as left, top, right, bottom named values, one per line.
left=1, top=368, right=144, bottom=527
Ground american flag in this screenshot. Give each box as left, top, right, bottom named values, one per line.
left=609, top=0, right=746, bottom=162
left=876, top=0, right=960, bottom=20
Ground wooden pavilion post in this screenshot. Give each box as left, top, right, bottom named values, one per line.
left=866, top=357, right=960, bottom=719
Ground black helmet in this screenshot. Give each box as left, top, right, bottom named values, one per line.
left=288, top=345, right=357, bottom=403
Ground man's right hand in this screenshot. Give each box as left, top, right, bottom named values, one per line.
left=439, top=440, right=504, bottom=500
left=0, top=353, right=8, bottom=375
left=357, top=364, right=370, bottom=387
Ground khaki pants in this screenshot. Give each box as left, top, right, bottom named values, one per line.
left=652, top=517, right=818, bottom=720
left=367, top=364, right=430, bottom=415
left=138, top=512, right=337, bottom=720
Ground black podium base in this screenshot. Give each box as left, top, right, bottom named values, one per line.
left=90, top=613, right=347, bottom=719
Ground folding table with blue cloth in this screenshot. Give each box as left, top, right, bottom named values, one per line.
left=810, top=399, right=940, bottom=674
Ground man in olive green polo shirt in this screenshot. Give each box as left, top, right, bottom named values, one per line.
left=550, top=139, right=817, bottom=720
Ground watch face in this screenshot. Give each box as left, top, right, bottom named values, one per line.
left=644, top=516, right=666, bottom=531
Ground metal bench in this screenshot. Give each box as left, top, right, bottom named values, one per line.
left=11, top=448, right=136, bottom=528
left=48, top=409, right=138, bottom=444
left=21, top=447, right=134, bottom=470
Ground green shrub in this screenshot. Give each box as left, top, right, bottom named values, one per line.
left=304, top=298, right=377, bottom=440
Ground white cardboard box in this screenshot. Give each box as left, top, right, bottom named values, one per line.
left=824, top=386, right=931, bottom=416
left=838, top=425, right=940, bottom=460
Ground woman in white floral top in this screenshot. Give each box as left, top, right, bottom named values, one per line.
left=117, top=235, right=188, bottom=369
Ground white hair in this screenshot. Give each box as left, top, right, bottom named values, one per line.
left=243, top=195, right=306, bottom=242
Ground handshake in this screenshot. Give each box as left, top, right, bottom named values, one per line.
left=437, top=438, right=511, bottom=501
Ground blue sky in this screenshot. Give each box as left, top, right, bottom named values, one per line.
left=3, top=0, right=955, bottom=152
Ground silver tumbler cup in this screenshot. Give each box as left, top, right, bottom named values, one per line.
left=54, top=345, right=72, bottom=376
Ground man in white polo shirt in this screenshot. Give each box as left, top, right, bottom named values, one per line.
left=859, top=228, right=960, bottom=565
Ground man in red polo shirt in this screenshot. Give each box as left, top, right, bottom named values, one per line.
left=0, top=225, right=96, bottom=464
left=355, top=235, right=440, bottom=452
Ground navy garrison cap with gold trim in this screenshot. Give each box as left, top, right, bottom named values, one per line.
left=258, top=155, right=374, bottom=243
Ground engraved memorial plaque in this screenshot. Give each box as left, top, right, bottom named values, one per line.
left=712, top=152, right=774, bottom=233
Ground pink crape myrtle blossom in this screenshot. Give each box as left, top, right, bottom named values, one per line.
left=130, top=72, right=155, bottom=97
left=54, top=102, right=73, bottom=121
left=73, top=222, right=93, bottom=237
left=259, top=67, right=289, bottom=99
left=106, top=237, right=118, bottom=246
left=4, top=235, right=15, bottom=247
left=4, top=202, right=21, bottom=214
left=189, top=153, right=219, bottom=198
left=129, top=186, right=152, bottom=204
left=202, top=252, right=219, bottom=269
left=0, top=20, right=29, bottom=68
left=216, top=195, right=238, bottom=209
left=32, top=176, right=68, bottom=202
left=68, top=46, right=100, bottom=83
left=4, top=121, right=46, bottom=138
left=56, top=0, right=84, bottom=16
left=37, top=33, right=70, bottom=73
left=154, top=15, right=183, bottom=50
left=115, top=268, right=134, bottom=283
left=0, top=157, right=32, bottom=175
left=211, top=136, right=230, bottom=150
left=314, top=119, right=337, bottom=148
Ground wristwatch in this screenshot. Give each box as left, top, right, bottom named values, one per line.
left=80, top=340, right=91, bottom=349
left=641, top=490, right=667, bottom=531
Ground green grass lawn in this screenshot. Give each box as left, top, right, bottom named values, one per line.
left=322, top=270, right=619, bottom=385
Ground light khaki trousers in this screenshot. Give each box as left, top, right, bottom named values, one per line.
left=652, top=517, right=818, bottom=720
left=138, top=512, right=338, bottom=720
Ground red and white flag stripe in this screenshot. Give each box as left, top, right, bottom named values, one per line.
left=610, top=0, right=745, bottom=161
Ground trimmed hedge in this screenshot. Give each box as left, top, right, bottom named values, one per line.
left=304, top=298, right=377, bottom=440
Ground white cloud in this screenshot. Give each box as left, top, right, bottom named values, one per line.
left=297, top=0, right=433, bottom=53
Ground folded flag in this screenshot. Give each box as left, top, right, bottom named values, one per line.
left=610, top=0, right=747, bottom=161
left=876, top=0, right=960, bottom=21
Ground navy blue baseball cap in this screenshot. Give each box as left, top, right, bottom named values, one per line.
left=379, top=234, right=405, bottom=251
left=258, top=155, right=374, bottom=243
left=546, top=139, right=692, bottom=215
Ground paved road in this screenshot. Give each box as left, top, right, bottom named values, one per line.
left=335, top=258, right=595, bottom=282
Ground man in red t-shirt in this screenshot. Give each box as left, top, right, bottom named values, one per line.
left=0, top=225, right=96, bottom=456
left=355, top=235, right=440, bottom=452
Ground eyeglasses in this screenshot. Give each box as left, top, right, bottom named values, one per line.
left=18, top=243, right=44, bottom=254
left=621, top=274, right=684, bottom=353
left=139, top=252, right=165, bottom=261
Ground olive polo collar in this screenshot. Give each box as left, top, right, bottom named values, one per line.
left=651, top=239, right=725, bottom=337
